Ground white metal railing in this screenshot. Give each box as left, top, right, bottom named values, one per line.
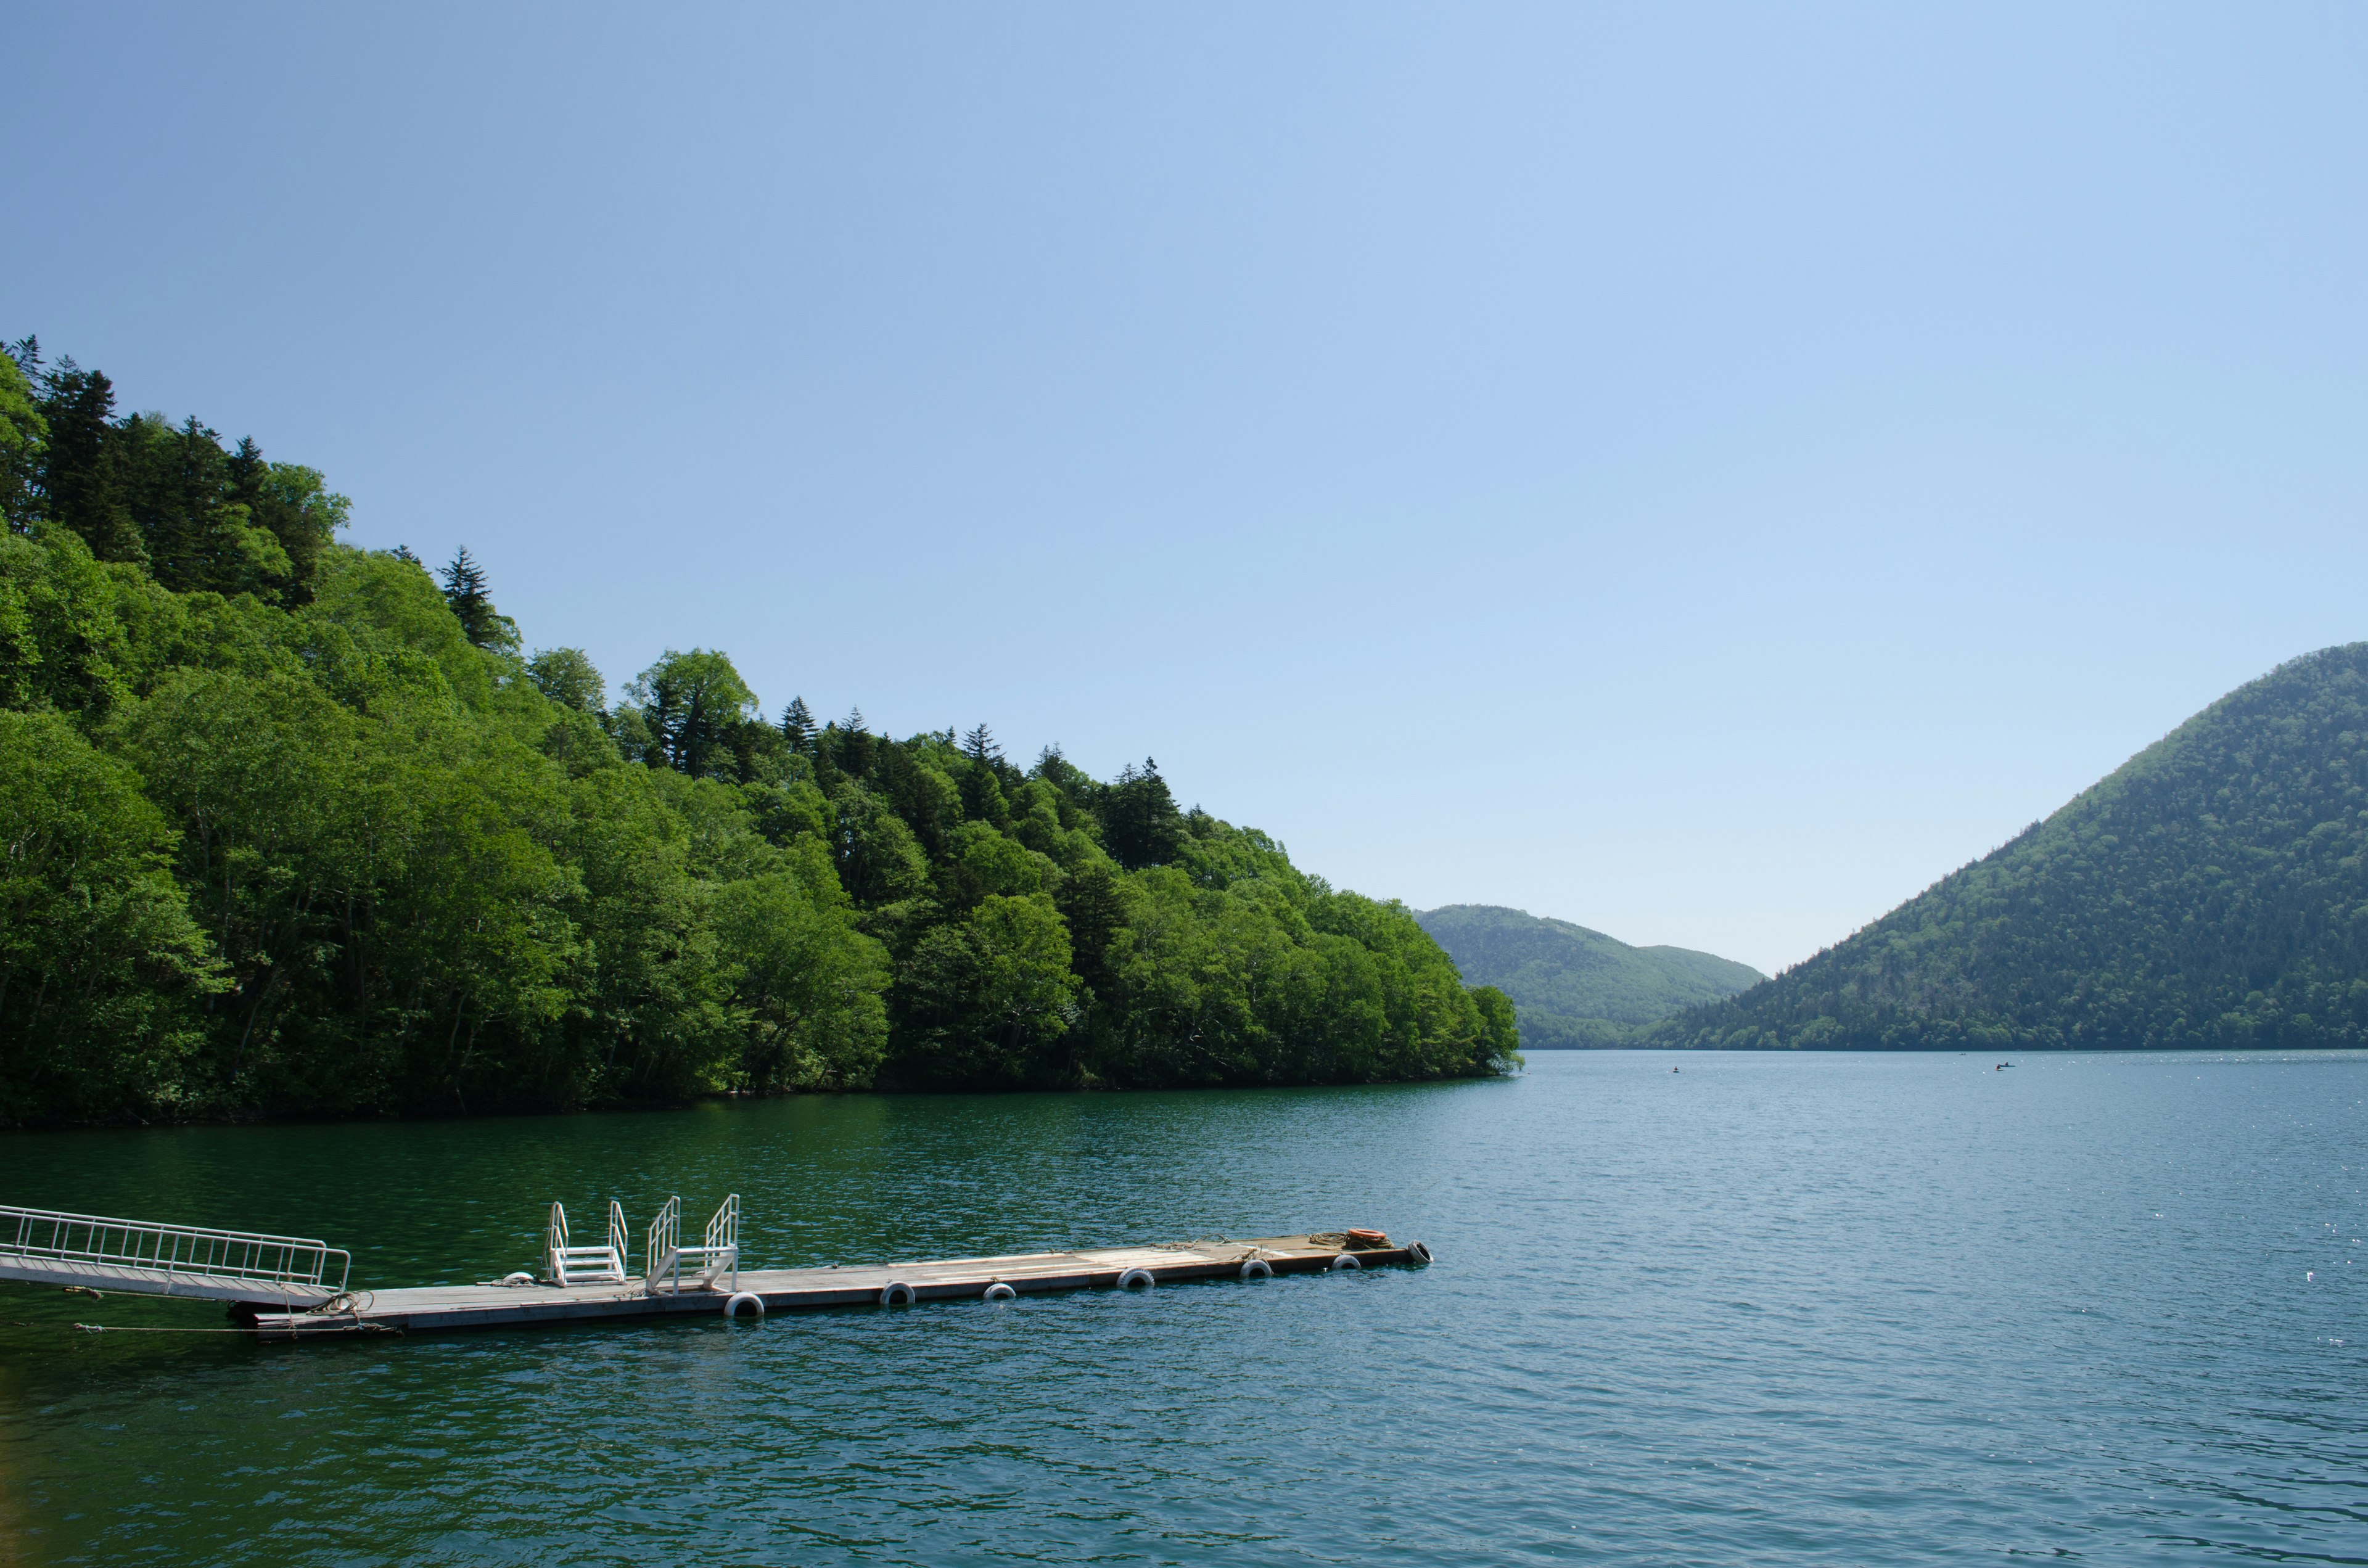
left=646, top=1193, right=739, bottom=1294
left=544, top=1199, right=628, bottom=1286
left=645, top=1194, right=680, bottom=1284
left=0, top=1204, right=350, bottom=1302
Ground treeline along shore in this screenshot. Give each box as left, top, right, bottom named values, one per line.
left=0, top=341, right=1518, bottom=1125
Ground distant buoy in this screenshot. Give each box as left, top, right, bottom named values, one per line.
left=983, top=1281, right=1018, bottom=1302
left=880, top=1280, right=918, bottom=1306
left=1240, top=1258, right=1273, bottom=1278
left=1330, top=1253, right=1361, bottom=1271
left=724, top=1291, right=764, bottom=1320
left=1117, top=1267, right=1155, bottom=1290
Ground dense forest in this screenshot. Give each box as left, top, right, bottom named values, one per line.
left=1663, top=645, right=2368, bottom=1051
left=0, top=342, right=1517, bottom=1124
left=1415, top=905, right=1761, bottom=1048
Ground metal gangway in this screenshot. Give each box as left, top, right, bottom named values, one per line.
left=544, top=1200, right=629, bottom=1286
left=646, top=1193, right=739, bottom=1294
left=0, top=1204, right=351, bottom=1306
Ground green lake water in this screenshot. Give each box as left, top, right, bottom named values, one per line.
left=2, top=1050, right=2362, bottom=1564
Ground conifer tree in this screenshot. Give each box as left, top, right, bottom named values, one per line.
left=33, top=358, right=142, bottom=564
left=440, top=546, right=517, bottom=650
left=779, top=696, right=814, bottom=753
left=962, top=723, right=1000, bottom=765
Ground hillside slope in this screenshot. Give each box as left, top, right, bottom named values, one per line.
left=0, top=340, right=1518, bottom=1122
left=1663, top=645, right=2368, bottom=1050
left=1416, top=905, right=1764, bottom=1048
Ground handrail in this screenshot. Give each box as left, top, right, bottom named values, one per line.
left=702, top=1193, right=740, bottom=1292
left=704, top=1193, right=739, bottom=1257
left=646, top=1195, right=681, bottom=1287
left=0, top=1204, right=349, bottom=1294
left=645, top=1194, right=739, bottom=1294
left=545, top=1201, right=570, bottom=1283
left=546, top=1199, right=628, bottom=1285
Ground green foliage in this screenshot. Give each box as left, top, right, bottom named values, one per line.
left=527, top=647, right=606, bottom=713
left=1415, top=904, right=1763, bottom=1048
left=439, top=546, right=518, bottom=652
left=0, top=340, right=47, bottom=533
left=1664, top=645, right=2368, bottom=1051
left=0, top=710, right=221, bottom=1120
left=0, top=342, right=1518, bottom=1122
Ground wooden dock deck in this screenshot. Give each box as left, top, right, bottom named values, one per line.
left=249, top=1233, right=1427, bottom=1340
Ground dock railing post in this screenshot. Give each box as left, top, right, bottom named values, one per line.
left=545, top=1202, right=569, bottom=1285
left=646, top=1196, right=681, bottom=1295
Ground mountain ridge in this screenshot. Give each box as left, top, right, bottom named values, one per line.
left=1414, top=904, right=1764, bottom=1048
left=1660, top=644, right=2368, bottom=1050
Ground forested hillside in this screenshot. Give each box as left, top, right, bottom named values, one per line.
left=1416, top=905, right=1762, bottom=1047
left=1664, top=646, right=2368, bottom=1051
left=0, top=341, right=1516, bottom=1123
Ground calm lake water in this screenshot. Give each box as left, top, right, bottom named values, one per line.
left=2, top=1050, right=2362, bottom=1565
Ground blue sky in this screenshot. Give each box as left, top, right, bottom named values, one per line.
left=7, top=4, right=2363, bottom=974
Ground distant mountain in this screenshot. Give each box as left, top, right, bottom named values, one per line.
left=1663, top=644, right=2368, bottom=1051
left=1415, top=905, right=1765, bottom=1048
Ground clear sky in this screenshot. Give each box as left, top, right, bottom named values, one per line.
left=7, top=4, right=2364, bottom=975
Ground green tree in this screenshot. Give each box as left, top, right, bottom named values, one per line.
left=625, top=648, right=762, bottom=780
left=0, top=340, right=47, bottom=535
left=714, top=838, right=889, bottom=1091
left=0, top=710, right=221, bottom=1122
left=1103, top=757, right=1185, bottom=869
left=779, top=694, right=815, bottom=753
left=890, top=893, right=1077, bottom=1084
left=440, top=546, right=519, bottom=652
left=527, top=647, right=606, bottom=713
left=33, top=359, right=143, bottom=564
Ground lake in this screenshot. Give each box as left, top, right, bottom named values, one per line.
left=2, top=1050, right=2362, bottom=1565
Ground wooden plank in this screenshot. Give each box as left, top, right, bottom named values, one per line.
left=250, top=1234, right=1420, bottom=1340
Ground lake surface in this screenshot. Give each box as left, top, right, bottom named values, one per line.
left=2, top=1051, right=2362, bottom=1565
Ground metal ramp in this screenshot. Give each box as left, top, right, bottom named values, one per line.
left=544, top=1200, right=629, bottom=1286
left=646, top=1194, right=739, bottom=1294
left=0, top=1204, right=350, bottom=1306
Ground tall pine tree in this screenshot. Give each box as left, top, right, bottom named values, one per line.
left=440, top=546, right=517, bottom=651
left=779, top=696, right=815, bottom=753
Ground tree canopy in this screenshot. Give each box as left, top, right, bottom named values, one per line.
left=1661, top=645, right=2368, bottom=1051
left=0, top=342, right=1517, bottom=1123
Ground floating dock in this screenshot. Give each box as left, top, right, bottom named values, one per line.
left=0, top=1202, right=1426, bottom=1342
left=249, top=1234, right=1426, bottom=1340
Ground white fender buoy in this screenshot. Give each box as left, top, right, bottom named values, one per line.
left=881, top=1281, right=917, bottom=1306
left=499, top=1271, right=535, bottom=1287
left=1240, top=1258, right=1273, bottom=1278
left=983, top=1281, right=1018, bottom=1302
left=1330, top=1253, right=1361, bottom=1270
left=724, top=1291, right=764, bottom=1319
left=1116, top=1267, right=1155, bottom=1290
left=1408, top=1241, right=1434, bottom=1265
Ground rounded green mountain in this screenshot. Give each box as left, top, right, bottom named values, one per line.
left=1666, top=644, right=2368, bottom=1050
